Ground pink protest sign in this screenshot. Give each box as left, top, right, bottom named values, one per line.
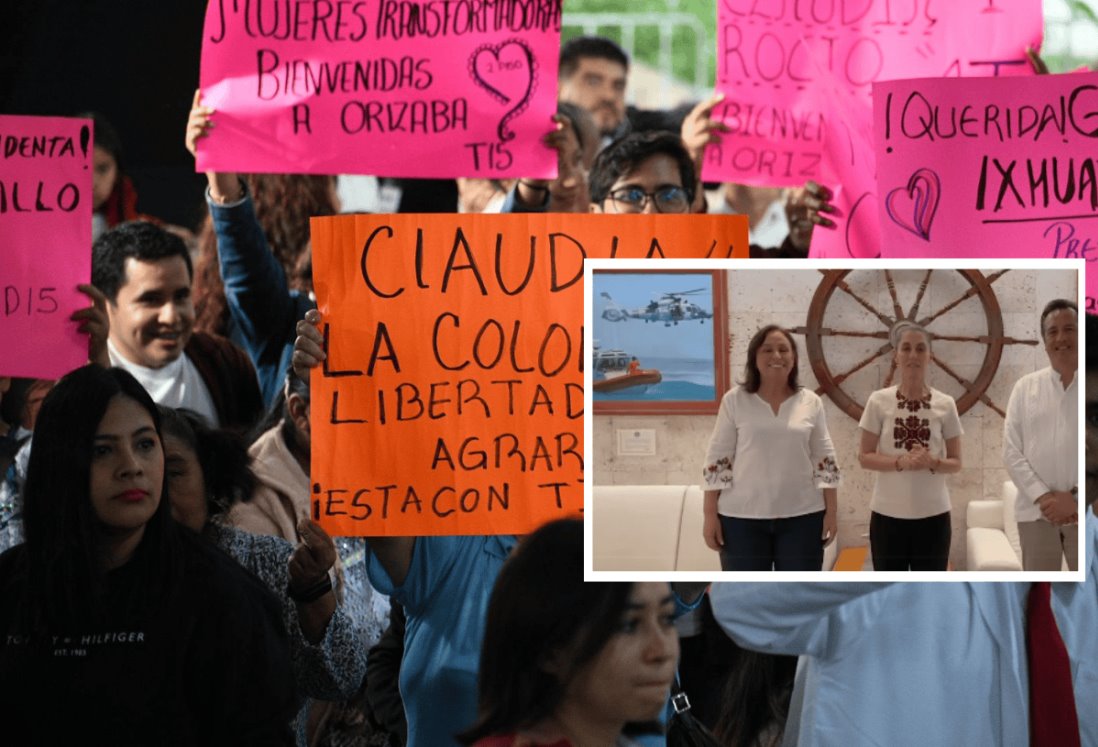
left=197, top=0, right=561, bottom=179
left=0, top=115, right=92, bottom=379
left=707, top=0, right=1042, bottom=195
left=874, top=73, right=1098, bottom=310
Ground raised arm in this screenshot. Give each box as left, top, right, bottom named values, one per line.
left=709, top=581, right=894, bottom=658
left=186, top=88, right=308, bottom=405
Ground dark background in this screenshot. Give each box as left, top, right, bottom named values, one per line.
left=1, top=1, right=210, bottom=230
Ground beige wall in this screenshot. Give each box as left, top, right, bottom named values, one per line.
left=592, top=267, right=1078, bottom=570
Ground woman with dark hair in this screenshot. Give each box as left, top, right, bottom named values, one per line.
left=158, top=407, right=372, bottom=747
left=711, top=644, right=797, bottom=747
left=84, top=112, right=197, bottom=249
left=459, top=519, right=678, bottom=746
left=702, top=325, right=840, bottom=571
left=858, top=321, right=962, bottom=571
left=84, top=112, right=137, bottom=240
left=0, top=365, right=296, bottom=743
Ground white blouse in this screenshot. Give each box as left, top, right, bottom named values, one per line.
left=702, top=387, right=841, bottom=519
left=859, top=386, right=963, bottom=519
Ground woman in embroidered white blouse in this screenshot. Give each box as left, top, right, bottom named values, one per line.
left=857, top=322, right=963, bottom=571
left=702, top=325, right=841, bottom=571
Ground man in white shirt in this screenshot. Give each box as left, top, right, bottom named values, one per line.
left=1003, top=299, right=1079, bottom=571
left=91, top=221, right=262, bottom=433
left=711, top=328, right=1098, bottom=746
left=710, top=517, right=1097, bottom=746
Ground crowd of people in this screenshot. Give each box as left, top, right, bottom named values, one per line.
left=0, top=26, right=1095, bottom=747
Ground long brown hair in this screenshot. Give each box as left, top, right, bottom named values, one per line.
left=194, top=174, right=336, bottom=335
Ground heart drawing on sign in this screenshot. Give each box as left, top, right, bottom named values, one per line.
left=884, top=168, right=941, bottom=242
left=469, top=39, right=538, bottom=142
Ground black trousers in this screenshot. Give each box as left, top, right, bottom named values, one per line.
left=870, top=510, right=951, bottom=571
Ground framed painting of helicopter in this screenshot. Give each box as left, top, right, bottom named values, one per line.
left=592, top=269, right=730, bottom=414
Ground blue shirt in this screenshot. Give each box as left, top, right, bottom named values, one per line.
left=207, top=187, right=315, bottom=407
left=711, top=516, right=1098, bottom=746
left=365, top=535, right=517, bottom=747
left=365, top=535, right=701, bottom=746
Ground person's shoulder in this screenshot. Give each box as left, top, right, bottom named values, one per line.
left=1013, top=367, right=1050, bottom=390
left=208, top=522, right=293, bottom=562
left=928, top=387, right=958, bottom=405
left=176, top=528, right=280, bottom=610
left=865, top=386, right=896, bottom=406
left=186, top=330, right=249, bottom=364
left=724, top=385, right=747, bottom=402
left=797, top=387, right=824, bottom=406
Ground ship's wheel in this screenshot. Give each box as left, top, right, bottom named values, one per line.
left=791, top=269, right=1040, bottom=422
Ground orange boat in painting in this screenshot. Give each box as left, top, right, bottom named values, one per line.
left=592, top=369, right=663, bottom=393
left=592, top=346, right=662, bottom=394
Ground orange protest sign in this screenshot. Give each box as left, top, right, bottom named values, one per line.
left=310, top=213, right=748, bottom=536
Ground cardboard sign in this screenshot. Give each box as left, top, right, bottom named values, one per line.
left=310, top=213, right=749, bottom=536
left=708, top=0, right=1040, bottom=186
left=707, top=0, right=1042, bottom=258
left=0, top=115, right=92, bottom=379
left=197, top=0, right=562, bottom=178
left=874, top=73, right=1098, bottom=309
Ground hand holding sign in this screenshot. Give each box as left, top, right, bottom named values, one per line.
left=293, top=309, right=325, bottom=383
left=71, top=284, right=110, bottom=368
left=184, top=89, right=216, bottom=158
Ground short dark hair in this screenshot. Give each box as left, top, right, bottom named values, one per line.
left=1039, top=298, right=1078, bottom=339
left=742, top=325, right=800, bottom=393
left=158, top=407, right=257, bottom=519
left=589, top=131, right=696, bottom=205
left=559, top=35, right=629, bottom=79
left=22, top=366, right=179, bottom=631
left=458, top=519, right=659, bottom=743
left=92, top=220, right=194, bottom=302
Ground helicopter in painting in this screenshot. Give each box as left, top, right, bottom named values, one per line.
left=599, top=289, right=712, bottom=327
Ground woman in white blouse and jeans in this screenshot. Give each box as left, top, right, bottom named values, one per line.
left=858, top=322, right=963, bottom=571
left=702, top=325, right=840, bottom=571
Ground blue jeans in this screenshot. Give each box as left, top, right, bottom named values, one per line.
left=718, top=511, right=826, bottom=571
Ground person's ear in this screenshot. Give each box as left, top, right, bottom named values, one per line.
left=288, top=393, right=310, bottom=437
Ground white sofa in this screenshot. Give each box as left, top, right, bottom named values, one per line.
left=591, top=484, right=838, bottom=572
left=966, top=481, right=1024, bottom=571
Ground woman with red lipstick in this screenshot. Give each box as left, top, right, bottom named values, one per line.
left=858, top=322, right=964, bottom=571
left=702, top=324, right=841, bottom=571
left=0, top=365, right=297, bottom=743
left=459, top=519, right=678, bottom=747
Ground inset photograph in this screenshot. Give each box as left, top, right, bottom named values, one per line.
left=586, top=260, right=1086, bottom=580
